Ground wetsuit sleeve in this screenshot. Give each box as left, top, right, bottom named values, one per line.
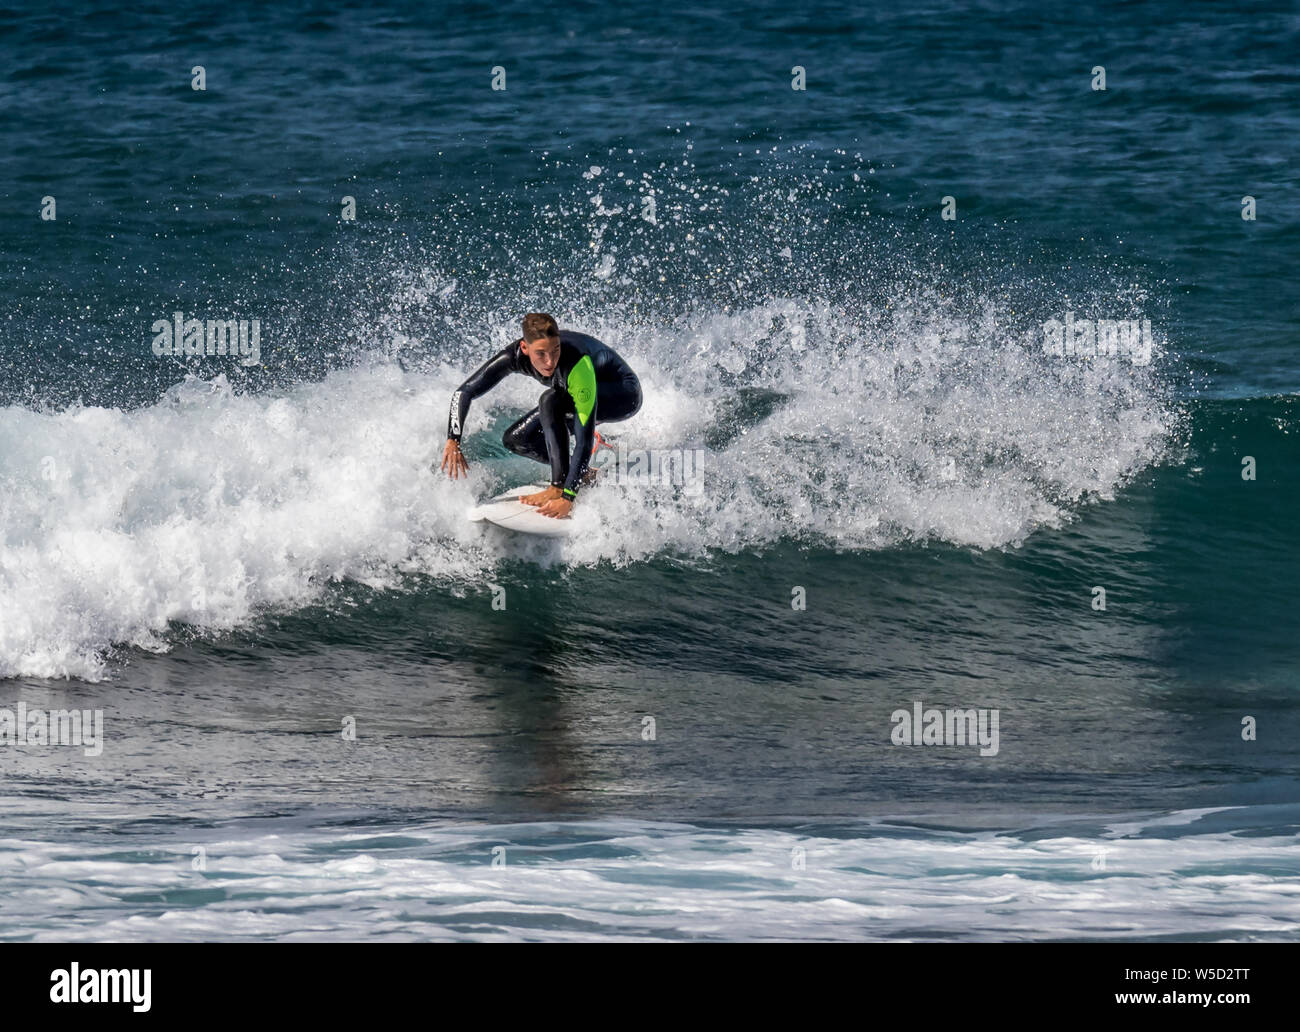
left=447, top=346, right=516, bottom=441
left=561, top=354, right=598, bottom=498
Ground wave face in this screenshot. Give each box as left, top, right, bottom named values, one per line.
left=0, top=281, right=1179, bottom=680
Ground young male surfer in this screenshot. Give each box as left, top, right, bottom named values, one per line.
left=440, top=313, right=643, bottom=518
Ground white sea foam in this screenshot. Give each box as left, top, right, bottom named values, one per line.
left=0, top=812, right=1293, bottom=942
left=0, top=366, right=493, bottom=680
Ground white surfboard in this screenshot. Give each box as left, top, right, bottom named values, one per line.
left=468, top=483, right=575, bottom=537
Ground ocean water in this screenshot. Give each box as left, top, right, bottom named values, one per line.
left=1, top=0, right=1298, bottom=941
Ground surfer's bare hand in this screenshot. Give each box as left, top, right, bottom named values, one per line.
left=537, top=497, right=573, bottom=519
left=521, top=485, right=562, bottom=506
left=441, top=439, right=469, bottom=478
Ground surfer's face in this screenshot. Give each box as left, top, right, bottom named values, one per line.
left=522, top=336, right=560, bottom=377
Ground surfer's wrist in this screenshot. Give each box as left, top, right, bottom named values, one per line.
left=562, top=487, right=577, bottom=500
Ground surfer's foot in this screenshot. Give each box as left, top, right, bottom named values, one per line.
left=521, top=485, right=563, bottom=506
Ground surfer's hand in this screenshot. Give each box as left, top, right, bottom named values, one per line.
left=441, top=439, right=469, bottom=478
left=521, top=485, right=562, bottom=506
left=537, top=496, right=573, bottom=519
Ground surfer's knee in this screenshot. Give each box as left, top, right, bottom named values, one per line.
left=502, top=415, right=532, bottom=454
left=538, top=386, right=567, bottom=422
left=607, top=376, right=641, bottom=421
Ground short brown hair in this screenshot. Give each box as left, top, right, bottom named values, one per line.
left=522, top=313, right=559, bottom=342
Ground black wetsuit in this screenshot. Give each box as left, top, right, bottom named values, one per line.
left=447, top=330, right=642, bottom=499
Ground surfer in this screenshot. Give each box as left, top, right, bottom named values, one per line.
left=440, top=313, right=643, bottom=518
